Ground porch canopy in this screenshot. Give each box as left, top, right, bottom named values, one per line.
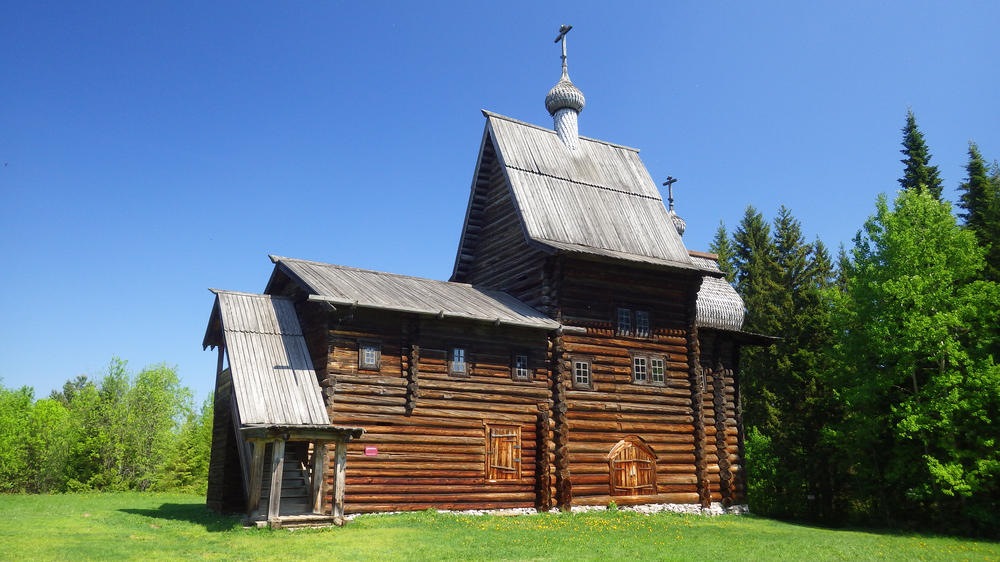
left=204, top=289, right=363, bottom=527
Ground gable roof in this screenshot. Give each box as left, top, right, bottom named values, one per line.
left=454, top=111, right=698, bottom=276
left=203, top=290, right=331, bottom=427
left=268, top=255, right=561, bottom=330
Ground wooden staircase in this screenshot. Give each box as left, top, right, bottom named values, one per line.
left=257, top=442, right=312, bottom=517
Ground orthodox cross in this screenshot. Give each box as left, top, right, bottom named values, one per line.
left=554, top=24, right=573, bottom=70
left=663, top=176, right=679, bottom=211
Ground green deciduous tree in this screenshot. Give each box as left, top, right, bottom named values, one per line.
left=0, top=384, right=33, bottom=492
left=829, top=189, right=1000, bottom=534
left=899, top=110, right=944, bottom=200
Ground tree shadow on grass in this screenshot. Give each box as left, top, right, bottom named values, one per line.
left=120, top=503, right=243, bottom=532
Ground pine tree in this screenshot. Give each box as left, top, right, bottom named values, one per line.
left=899, top=110, right=943, bottom=200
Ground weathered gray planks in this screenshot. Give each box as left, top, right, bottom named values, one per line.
left=269, top=256, right=560, bottom=330
left=210, top=290, right=331, bottom=426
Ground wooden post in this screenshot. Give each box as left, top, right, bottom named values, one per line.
left=268, top=439, right=285, bottom=522
left=332, top=439, right=348, bottom=521
left=311, top=442, right=328, bottom=515
left=247, top=440, right=265, bottom=516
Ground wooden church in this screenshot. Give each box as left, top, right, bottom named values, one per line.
left=202, top=29, right=766, bottom=527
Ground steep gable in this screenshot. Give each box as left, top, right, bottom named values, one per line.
left=453, top=111, right=698, bottom=277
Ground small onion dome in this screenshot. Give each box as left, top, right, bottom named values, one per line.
left=668, top=210, right=687, bottom=236
left=545, top=70, right=586, bottom=116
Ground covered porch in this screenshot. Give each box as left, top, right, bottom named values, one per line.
left=203, top=289, right=364, bottom=528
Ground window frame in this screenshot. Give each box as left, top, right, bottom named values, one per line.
left=358, top=340, right=382, bottom=371
left=511, top=353, right=531, bottom=382
left=449, top=347, right=469, bottom=377
left=635, top=310, right=651, bottom=338
left=572, top=356, right=593, bottom=389
left=631, top=352, right=666, bottom=386
left=616, top=307, right=652, bottom=338
left=616, top=307, right=633, bottom=336
left=632, top=354, right=648, bottom=384
left=650, top=356, right=666, bottom=385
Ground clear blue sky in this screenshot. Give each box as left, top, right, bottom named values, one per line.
left=2, top=2, right=998, bottom=401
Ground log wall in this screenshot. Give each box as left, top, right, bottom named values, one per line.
left=311, top=307, right=554, bottom=514
left=699, top=331, right=745, bottom=504
left=452, top=136, right=548, bottom=310
left=555, top=258, right=707, bottom=506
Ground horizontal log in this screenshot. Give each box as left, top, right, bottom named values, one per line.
left=417, top=382, right=550, bottom=401
left=569, top=419, right=695, bottom=434
left=357, top=426, right=485, bottom=439
left=567, top=400, right=693, bottom=418
left=347, top=468, right=483, bottom=479
left=350, top=451, right=483, bottom=463
left=333, top=393, right=408, bottom=408
left=345, top=491, right=535, bottom=503
left=333, top=405, right=536, bottom=424
left=348, top=483, right=535, bottom=495
left=346, top=500, right=533, bottom=514
left=413, top=398, right=541, bottom=415
left=332, top=381, right=407, bottom=397
left=331, top=373, right=406, bottom=387
left=570, top=473, right=698, bottom=486
left=564, top=387, right=692, bottom=404
left=567, top=452, right=695, bottom=465
left=567, top=442, right=694, bottom=455
left=347, top=476, right=495, bottom=486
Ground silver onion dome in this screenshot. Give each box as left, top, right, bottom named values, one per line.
left=545, top=70, right=586, bottom=116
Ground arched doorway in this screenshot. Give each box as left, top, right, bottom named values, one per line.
left=608, top=436, right=657, bottom=496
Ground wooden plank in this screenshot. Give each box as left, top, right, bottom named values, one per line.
left=332, top=440, right=348, bottom=519
left=311, top=443, right=327, bottom=515
left=268, top=440, right=285, bottom=521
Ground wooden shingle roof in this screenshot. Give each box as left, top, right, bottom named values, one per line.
left=270, top=255, right=561, bottom=330
left=204, top=290, right=331, bottom=427
left=454, top=112, right=699, bottom=274
left=690, top=254, right=746, bottom=332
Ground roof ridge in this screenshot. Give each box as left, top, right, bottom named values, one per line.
left=482, top=110, right=641, bottom=153
left=270, top=255, right=476, bottom=288
left=210, top=287, right=293, bottom=300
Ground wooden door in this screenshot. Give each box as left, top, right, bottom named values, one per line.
left=609, top=437, right=657, bottom=496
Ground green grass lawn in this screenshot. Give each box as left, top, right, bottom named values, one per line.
left=0, top=493, right=996, bottom=561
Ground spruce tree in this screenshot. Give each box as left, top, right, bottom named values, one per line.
left=958, top=142, right=1000, bottom=282
left=708, top=221, right=736, bottom=282
left=899, top=110, right=944, bottom=200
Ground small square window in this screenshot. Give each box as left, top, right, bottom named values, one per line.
left=635, top=310, right=651, bottom=338
left=651, top=357, right=665, bottom=385
left=450, top=347, right=467, bottom=376
left=573, top=359, right=592, bottom=388
left=617, top=308, right=632, bottom=336
left=512, top=354, right=530, bottom=381
left=359, top=342, right=381, bottom=371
